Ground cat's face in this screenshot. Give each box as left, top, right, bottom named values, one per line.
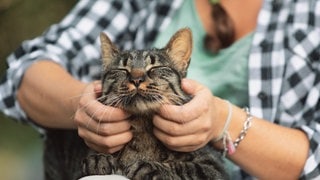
left=99, top=28, right=192, bottom=115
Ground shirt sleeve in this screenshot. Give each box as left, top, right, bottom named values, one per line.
left=0, top=0, right=134, bottom=126
left=299, top=123, right=320, bottom=179
left=287, top=3, right=320, bottom=177
left=248, top=0, right=320, bottom=178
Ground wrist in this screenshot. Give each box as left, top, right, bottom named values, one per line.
left=211, top=97, right=230, bottom=140
left=211, top=99, right=248, bottom=152
left=68, top=82, right=88, bottom=113
left=212, top=100, right=233, bottom=143
left=18, top=60, right=88, bottom=128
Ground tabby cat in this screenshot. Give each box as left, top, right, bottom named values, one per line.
left=44, top=28, right=227, bottom=180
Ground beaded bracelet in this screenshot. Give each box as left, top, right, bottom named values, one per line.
left=222, top=107, right=253, bottom=156
left=212, top=100, right=233, bottom=143
left=210, top=100, right=236, bottom=156
left=211, top=102, right=253, bottom=156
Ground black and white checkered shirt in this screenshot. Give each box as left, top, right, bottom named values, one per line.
left=0, top=0, right=319, bottom=179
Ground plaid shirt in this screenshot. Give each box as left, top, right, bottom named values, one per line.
left=0, top=0, right=319, bottom=179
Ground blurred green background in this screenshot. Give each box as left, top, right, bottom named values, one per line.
left=0, top=0, right=76, bottom=179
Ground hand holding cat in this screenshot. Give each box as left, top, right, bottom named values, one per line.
left=74, top=81, right=133, bottom=154
left=153, top=79, right=223, bottom=152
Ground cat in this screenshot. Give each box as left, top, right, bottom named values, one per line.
left=44, top=28, right=228, bottom=180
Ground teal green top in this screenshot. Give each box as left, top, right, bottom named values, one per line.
left=153, top=0, right=252, bottom=107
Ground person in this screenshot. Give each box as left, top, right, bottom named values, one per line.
left=0, top=0, right=319, bottom=179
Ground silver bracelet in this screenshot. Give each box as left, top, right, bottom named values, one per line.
left=233, top=107, right=253, bottom=148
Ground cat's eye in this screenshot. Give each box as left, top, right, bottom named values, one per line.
left=106, top=69, right=129, bottom=79
left=149, top=55, right=156, bottom=64
left=114, top=69, right=129, bottom=74
left=147, top=66, right=174, bottom=78
left=121, top=53, right=131, bottom=66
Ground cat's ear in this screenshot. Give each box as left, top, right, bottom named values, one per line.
left=100, top=32, right=119, bottom=67
left=165, top=28, right=193, bottom=74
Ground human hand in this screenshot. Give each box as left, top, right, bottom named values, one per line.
left=153, top=79, right=224, bottom=152
left=74, top=81, right=132, bottom=154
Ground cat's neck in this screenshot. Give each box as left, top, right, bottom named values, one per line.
left=130, top=114, right=154, bottom=134
left=119, top=114, right=162, bottom=163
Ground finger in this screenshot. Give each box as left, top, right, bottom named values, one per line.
left=76, top=109, right=131, bottom=136
left=181, top=78, right=201, bottom=95
left=74, top=106, right=92, bottom=127
left=158, top=79, right=210, bottom=122
left=75, top=100, right=132, bottom=136
left=80, top=82, right=100, bottom=101
left=167, top=144, right=202, bottom=152
left=85, top=141, right=125, bottom=154
left=78, top=127, right=133, bottom=149
left=153, top=128, right=207, bottom=152
left=79, top=99, right=130, bottom=122
left=158, top=88, right=211, bottom=123
left=93, top=80, right=102, bottom=96
left=153, top=115, right=199, bottom=136
left=78, top=82, right=131, bottom=123
left=86, top=120, right=132, bottom=136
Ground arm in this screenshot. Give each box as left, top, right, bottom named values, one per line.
left=17, top=60, right=132, bottom=153
left=17, top=60, right=86, bottom=129
left=153, top=79, right=309, bottom=179
left=1, top=0, right=167, bottom=153
left=0, top=0, right=136, bottom=125
left=218, top=101, right=309, bottom=179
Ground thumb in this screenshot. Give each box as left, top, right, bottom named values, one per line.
left=93, top=81, right=102, bottom=98
left=181, top=78, right=203, bottom=95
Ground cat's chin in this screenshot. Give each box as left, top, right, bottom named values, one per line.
left=118, top=93, right=160, bottom=113
left=123, top=99, right=161, bottom=116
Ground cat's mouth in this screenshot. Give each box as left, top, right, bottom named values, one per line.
left=121, top=90, right=163, bottom=114
left=129, top=90, right=162, bottom=103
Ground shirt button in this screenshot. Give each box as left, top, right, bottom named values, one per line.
left=258, top=92, right=268, bottom=100
left=260, top=40, right=273, bottom=52
left=272, top=1, right=282, bottom=12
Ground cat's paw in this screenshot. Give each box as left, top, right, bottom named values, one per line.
left=125, top=161, right=168, bottom=180
left=82, top=154, right=117, bottom=176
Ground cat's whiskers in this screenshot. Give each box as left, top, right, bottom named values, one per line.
left=96, top=95, right=107, bottom=102
left=85, top=101, right=106, bottom=129
left=123, top=96, right=131, bottom=106
left=108, top=95, right=125, bottom=108
left=104, top=94, right=124, bottom=107
left=101, top=94, right=126, bottom=124
left=95, top=104, right=109, bottom=134
left=87, top=95, right=110, bottom=131
left=164, top=93, right=189, bottom=124
left=71, top=94, right=107, bottom=129
left=66, top=97, right=99, bottom=126
left=91, top=94, right=123, bottom=134
left=169, top=91, right=188, bottom=101
left=65, top=92, right=98, bottom=120
left=146, top=89, right=185, bottom=105
left=152, top=95, right=166, bottom=106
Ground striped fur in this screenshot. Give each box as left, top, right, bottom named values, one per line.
left=43, top=28, right=227, bottom=180
left=82, top=28, right=228, bottom=179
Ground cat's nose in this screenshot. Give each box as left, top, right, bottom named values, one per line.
left=130, top=69, right=146, bottom=87
left=129, top=75, right=145, bottom=87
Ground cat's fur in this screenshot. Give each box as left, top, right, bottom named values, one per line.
left=44, top=28, right=227, bottom=180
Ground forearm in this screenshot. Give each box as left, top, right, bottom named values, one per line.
left=17, top=60, right=87, bottom=129
left=214, top=98, right=309, bottom=179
